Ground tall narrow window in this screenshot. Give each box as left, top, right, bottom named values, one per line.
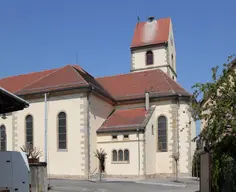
left=58, top=112, right=67, bottom=150
left=26, top=115, right=33, bottom=146
left=157, top=116, right=167, bottom=152
left=118, top=150, right=123, bottom=161
left=112, top=150, right=117, bottom=162
left=124, top=149, right=129, bottom=161
left=146, top=51, right=154, bottom=65
left=0, top=125, right=6, bottom=151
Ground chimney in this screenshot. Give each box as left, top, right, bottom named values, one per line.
left=145, top=92, right=150, bottom=111
left=148, top=16, right=155, bottom=22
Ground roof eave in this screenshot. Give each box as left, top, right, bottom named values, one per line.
left=16, top=85, right=91, bottom=97
left=115, top=92, right=191, bottom=103
left=130, top=42, right=168, bottom=51
left=97, top=127, right=145, bottom=134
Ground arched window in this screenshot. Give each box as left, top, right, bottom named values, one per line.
left=58, top=112, right=67, bottom=150
left=112, top=150, right=117, bottom=162
left=146, top=51, right=154, bottom=65
left=118, top=150, right=123, bottom=161
left=0, top=125, right=6, bottom=151
left=124, top=149, right=129, bottom=161
left=26, top=115, right=33, bottom=146
left=157, top=116, right=167, bottom=152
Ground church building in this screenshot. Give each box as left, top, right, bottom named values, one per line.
left=0, top=17, right=196, bottom=178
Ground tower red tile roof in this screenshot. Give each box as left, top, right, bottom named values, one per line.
left=131, top=17, right=171, bottom=48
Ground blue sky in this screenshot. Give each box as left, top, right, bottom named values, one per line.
left=0, top=1, right=235, bottom=100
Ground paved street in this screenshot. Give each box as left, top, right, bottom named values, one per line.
left=49, top=179, right=199, bottom=192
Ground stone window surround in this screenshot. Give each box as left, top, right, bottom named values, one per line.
left=57, top=111, right=68, bottom=151
left=157, top=115, right=168, bottom=152
left=25, top=114, right=34, bottom=147
left=111, top=149, right=130, bottom=164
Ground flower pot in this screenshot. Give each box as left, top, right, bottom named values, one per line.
left=28, top=158, right=39, bottom=164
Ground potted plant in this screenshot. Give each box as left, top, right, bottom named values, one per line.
left=94, top=148, right=107, bottom=181
left=20, top=144, right=42, bottom=163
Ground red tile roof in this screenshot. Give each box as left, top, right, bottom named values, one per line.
left=97, top=107, right=150, bottom=133
left=0, top=68, right=57, bottom=93
left=0, top=65, right=189, bottom=101
left=15, top=65, right=88, bottom=95
left=0, top=65, right=111, bottom=98
left=96, top=69, right=190, bottom=101
left=131, top=17, right=170, bottom=48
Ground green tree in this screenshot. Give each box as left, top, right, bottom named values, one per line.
left=191, top=55, right=236, bottom=191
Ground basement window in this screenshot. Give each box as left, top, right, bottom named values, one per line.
left=123, top=135, right=129, bottom=139
left=112, top=135, right=118, bottom=140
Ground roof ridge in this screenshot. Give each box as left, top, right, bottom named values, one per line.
left=15, top=66, right=65, bottom=93
left=159, top=70, right=191, bottom=95
left=96, top=69, right=159, bottom=79
left=0, top=67, right=59, bottom=81
left=70, top=65, right=89, bottom=85
left=115, top=107, right=144, bottom=111
left=159, top=70, right=175, bottom=93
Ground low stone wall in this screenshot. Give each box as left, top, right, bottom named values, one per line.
left=30, top=162, right=48, bottom=192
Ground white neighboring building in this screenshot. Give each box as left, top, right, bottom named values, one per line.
left=0, top=17, right=196, bottom=179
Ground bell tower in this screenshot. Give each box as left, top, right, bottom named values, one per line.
left=130, top=17, right=177, bottom=81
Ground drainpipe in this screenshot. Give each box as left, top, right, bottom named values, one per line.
left=86, top=91, right=91, bottom=179
left=145, top=92, right=150, bottom=111
left=137, top=128, right=140, bottom=178
left=44, top=93, right=49, bottom=163
left=143, top=92, right=150, bottom=177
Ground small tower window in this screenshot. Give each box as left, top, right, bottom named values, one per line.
left=146, top=51, right=154, bottom=65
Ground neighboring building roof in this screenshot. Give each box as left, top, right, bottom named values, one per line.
left=97, top=106, right=155, bottom=133
left=130, top=17, right=170, bottom=49
left=0, top=65, right=190, bottom=101
left=0, top=87, right=29, bottom=114
left=96, top=69, right=190, bottom=101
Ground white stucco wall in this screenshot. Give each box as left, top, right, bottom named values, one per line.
left=89, top=94, right=113, bottom=175
left=131, top=46, right=167, bottom=72
left=144, top=109, right=156, bottom=175
left=178, top=102, right=191, bottom=175
left=10, top=93, right=87, bottom=177
left=152, top=100, right=173, bottom=174
left=115, top=99, right=195, bottom=176
left=97, top=133, right=144, bottom=176
left=176, top=101, right=196, bottom=176
left=1, top=91, right=194, bottom=177
left=0, top=113, right=13, bottom=151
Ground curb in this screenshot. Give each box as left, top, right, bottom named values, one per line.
left=135, top=181, right=186, bottom=188
left=89, top=179, right=187, bottom=187
left=88, top=179, right=134, bottom=183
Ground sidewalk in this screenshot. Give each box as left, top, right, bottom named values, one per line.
left=136, top=177, right=199, bottom=187
left=89, top=177, right=199, bottom=188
